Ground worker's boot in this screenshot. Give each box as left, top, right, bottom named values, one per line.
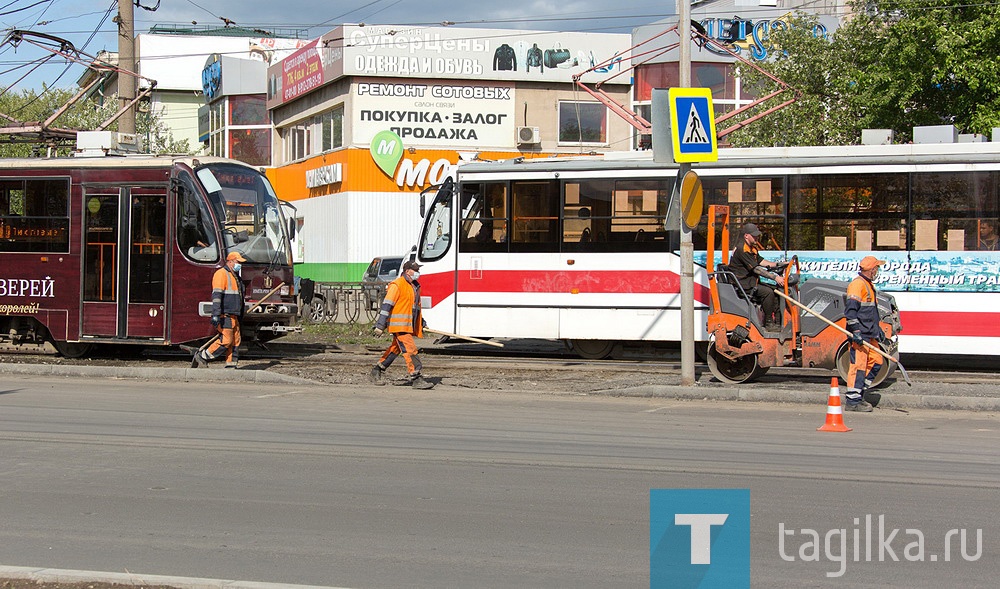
left=194, top=350, right=209, bottom=368
left=369, top=363, right=386, bottom=386
left=409, top=373, right=434, bottom=390
left=845, top=392, right=873, bottom=412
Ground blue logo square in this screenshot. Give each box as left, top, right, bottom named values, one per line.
left=650, top=489, right=750, bottom=589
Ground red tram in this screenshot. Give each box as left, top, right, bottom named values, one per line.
left=0, top=146, right=298, bottom=357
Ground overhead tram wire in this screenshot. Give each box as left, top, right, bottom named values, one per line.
left=310, top=0, right=387, bottom=32
left=0, top=53, right=54, bottom=102
left=0, top=0, right=81, bottom=82
left=0, top=0, right=51, bottom=18
left=4, top=1, right=115, bottom=117
left=128, top=0, right=1000, bottom=39
left=138, top=6, right=675, bottom=38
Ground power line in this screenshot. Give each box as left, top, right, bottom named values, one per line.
left=0, top=0, right=51, bottom=18
left=5, top=1, right=115, bottom=116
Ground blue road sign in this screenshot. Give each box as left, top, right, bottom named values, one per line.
left=668, top=87, right=718, bottom=163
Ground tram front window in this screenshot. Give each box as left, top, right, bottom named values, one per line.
left=196, top=164, right=291, bottom=265
left=420, top=183, right=453, bottom=261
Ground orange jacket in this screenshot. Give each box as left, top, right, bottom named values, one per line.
left=845, top=275, right=881, bottom=339
left=211, top=267, right=244, bottom=317
left=378, top=275, right=423, bottom=336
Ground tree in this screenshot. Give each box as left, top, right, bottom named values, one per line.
left=725, top=12, right=838, bottom=146
left=727, top=1, right=1000, bottom=147
left=0, top=85, right=193, bottom=156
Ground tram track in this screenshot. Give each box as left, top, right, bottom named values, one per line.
left=2, top=339, right=997, bottom=389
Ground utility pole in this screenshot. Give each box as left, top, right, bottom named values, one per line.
left=678, top=1, right=695, bottom=386
left=117, top=0, right=136, bottom=134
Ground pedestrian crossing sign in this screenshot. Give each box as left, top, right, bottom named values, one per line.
left=668, top=87, right=718, bottom=163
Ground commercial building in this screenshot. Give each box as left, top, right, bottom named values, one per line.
left=263, top=24, right=634, bottom=281
left=78, top=26, right=308, bottom=153
left=630, top=1, right=843, bottom=147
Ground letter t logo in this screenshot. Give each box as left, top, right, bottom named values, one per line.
left=675, top=513, right=729, bottom=564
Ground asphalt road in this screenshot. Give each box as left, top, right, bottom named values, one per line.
left=0, top=374, right=997, bottom=588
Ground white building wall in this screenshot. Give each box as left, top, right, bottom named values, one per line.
left=133, top=33, right=307, bottom=154
left=293, top=191, right=423, bottom=280
left=151, top=91, right=205, bottom=152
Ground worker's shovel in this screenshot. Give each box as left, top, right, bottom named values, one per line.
left=774, top=288, right=912, bottom=386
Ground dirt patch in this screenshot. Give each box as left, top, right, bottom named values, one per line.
left=259, top=346, right=690, bottom=394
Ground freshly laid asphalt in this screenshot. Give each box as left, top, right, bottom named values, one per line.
left=1, top=349, right=998, bottom=412
left=1, top=352, right=997, bottom=589
left=0, top=564, right=345, bottom=589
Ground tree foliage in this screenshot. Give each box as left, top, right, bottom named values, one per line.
left=0, top=85, right=192, bottom=157
left=727, top=1, right=1000, bottom=147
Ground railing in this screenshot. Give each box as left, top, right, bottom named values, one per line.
left=300, top=281, right=387, bottom=325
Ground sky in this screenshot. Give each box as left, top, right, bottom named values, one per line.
left=0, top=0, right=678, bottom=94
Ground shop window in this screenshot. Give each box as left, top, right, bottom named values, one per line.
left=558, top=101, right=607, bottom=145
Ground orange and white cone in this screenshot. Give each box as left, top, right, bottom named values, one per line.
left=818, top=377, right=852, bottom=432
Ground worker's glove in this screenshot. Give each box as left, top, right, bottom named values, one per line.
left=373, top=326, right=384, bottom=336
left=211, top=315, right=221, bottom=327
left=850, top=333, right=865, bottom=345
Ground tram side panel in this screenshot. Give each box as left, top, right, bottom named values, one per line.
left=0, top=169, right=78, bottom=350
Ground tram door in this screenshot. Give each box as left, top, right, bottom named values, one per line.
left=81, top=185, right=168, bottom=339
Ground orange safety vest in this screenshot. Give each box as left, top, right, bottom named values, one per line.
left=211, top=267, right=244, bottom=316
left=383, top=275, right=423, bottom=337
left=845, top=275, right=880, bottom=338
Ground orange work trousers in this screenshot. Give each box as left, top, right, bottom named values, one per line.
left=379, top=332, right=422, bottom=375
left=846, top=338, right=883, bottom=392
left=206, top=315, right=242, bottom=363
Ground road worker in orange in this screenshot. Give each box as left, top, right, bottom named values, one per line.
left=370, top=260, right=434, bottom=389
left=730, top=222, right=785, bottom=331
left=844, top=255, right=887, bottom=412
left=195, top=251, right=246, bottom=368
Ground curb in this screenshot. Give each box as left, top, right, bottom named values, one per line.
left=0, top=565, right=348, bottom=589
left=597, top=384, right=1000, bottom=412
left=0, top=363, right=315, bottom=385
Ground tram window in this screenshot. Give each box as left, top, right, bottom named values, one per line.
left=460, top=182, right=508, bottom=253
left=176, top=173, right=219, bottom=263
left=84, top=194, right=118, bottom=302
left=911, top=171, right=997, bottom=252
left=787, top=173, right=906, bottom=251
left=511, top=180, right=559, bottom=252
left=420, top=184, right=453, bottom=262
left=0, top=178, right=70, bottom=253
left=131, top=193, right=166, bottom=303
left=562, top=179, right=672, bottom=252
left=702, top=177, right=783, bottom=250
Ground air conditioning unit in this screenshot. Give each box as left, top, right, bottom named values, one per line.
left=516, top=126, right=541, bottom=145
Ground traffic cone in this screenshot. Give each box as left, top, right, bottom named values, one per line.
left=817, top=377, right=852, bottom=432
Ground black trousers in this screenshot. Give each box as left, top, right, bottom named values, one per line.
left=749, top=286, right=779, bottom=323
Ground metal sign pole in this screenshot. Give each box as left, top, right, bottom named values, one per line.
left=678, top=1, right=695, bottom=386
